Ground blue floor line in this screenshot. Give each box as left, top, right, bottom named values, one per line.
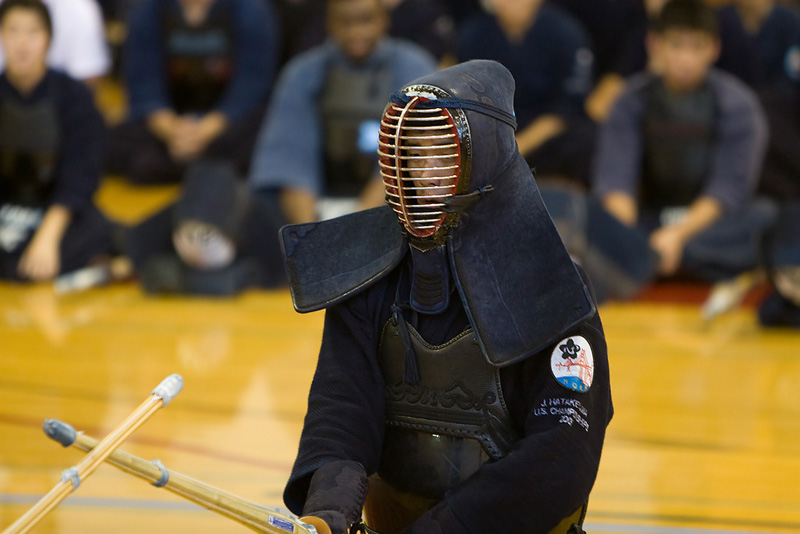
left=0, top=494, right=791, bottom=534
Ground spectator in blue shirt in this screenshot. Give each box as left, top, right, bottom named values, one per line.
left=276, top=0, right=455, bottom=66
left=248, top=0, right=436, bottom=224
left=457, top=0, right=596, bottom=187
left=107, top=0, right=279, bottom=184
left=716, top=0, right=800, bottom=200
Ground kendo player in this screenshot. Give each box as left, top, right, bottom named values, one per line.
left=280, top=60, right=613, bottom=534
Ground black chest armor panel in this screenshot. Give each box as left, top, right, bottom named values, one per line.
left=641, top=80, right=716, bottom=210
left=163, top=5, right=234, bottom=114
left=364, top=317, right=519, bottom=533
left=320, top=62, right=391, bottom=197
left=0, top=97, right=60, bottom=207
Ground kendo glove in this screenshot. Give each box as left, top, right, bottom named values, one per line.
left=300, top=460, right=368, bottom=534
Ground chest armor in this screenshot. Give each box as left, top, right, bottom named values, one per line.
left=641, top=80, right=716, bottom=210
left=364, top=318, right=519, bottom=534
left=319, top=62, right=391, bottom=197
left=163, top=5, right=234, bottom=114
left=0, top=97, right=60, bottom=208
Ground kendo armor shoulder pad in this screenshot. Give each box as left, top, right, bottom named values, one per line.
left=280, top=206, right=407, bottom=312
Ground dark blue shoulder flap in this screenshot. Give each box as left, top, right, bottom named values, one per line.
left=448, top=157, right=597, bottom=367
left=280, top=206, right=407, bottom=312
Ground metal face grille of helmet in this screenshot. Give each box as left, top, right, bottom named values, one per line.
left=378, top=88, right=468, bottom=240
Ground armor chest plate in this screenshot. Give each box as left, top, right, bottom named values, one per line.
left=163, top=6, right=234, bottom=114
left=0, top=97, right=60, bottom=208
left=642, top=80, right=716, bottom=210
left=378, top=318, right=518, bottom=459
left=365, top=318, right=519, bottom=533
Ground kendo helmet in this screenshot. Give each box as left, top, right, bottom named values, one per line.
left=378, top=61, right=517, bottom=244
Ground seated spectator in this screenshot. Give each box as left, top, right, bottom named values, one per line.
left=549, top=0, right=647, bottom=83
left=457, top=0, right=595, bottom=188
left=716, top=0, right=800, bottom=200
left=575, top=0, right=651, bottom=122
left=0, top=0, right=111, bottom=87
left=716, top=0, right=800, bottom=87
left=124, top=160, right=286, bottom=295
left=0, top=0, right=114, bottom=282
left=589, top=0, right=775, bottom=298
left=107, top=0, right=279, bottom=184
left=384, top=0, right=456, bottom=64
left=276, top=0, right=455, bottom=66
left=586, top=0, right=751, bottom=122
left=248, top=0, right=436, bottom=224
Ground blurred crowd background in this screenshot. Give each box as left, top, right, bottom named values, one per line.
left=0, top=0, right=798, bottom=328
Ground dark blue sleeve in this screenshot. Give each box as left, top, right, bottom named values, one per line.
left=591, top=78, right=648, bottom=199
left=611, top=24, right=647, bottom=77
left=123, top=0, right=169, bottom=120
left=283, top=289, right=390, bottom=514
left=455, top=16, right=490, bottom=64
left=766, top=7, right=800, bottom=87
left=52, top=76, right=106, bottom=213
left=715, top=5, right=760, bottom=87
left=247, top=51, right=327, bottom=194
left=546, top=11, right=594, bottom=118
left=214, top=0, right=279, bottom=121
left=407, top=314, right=612, bottom=534
left=705, top=73, right=768, bottom=211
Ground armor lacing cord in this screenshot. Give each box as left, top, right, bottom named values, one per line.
left=391, top=303, right=420, bottom=385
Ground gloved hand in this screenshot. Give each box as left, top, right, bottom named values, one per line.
left=299, top=514, right=333, bottom=534
left=301, top=460, right=368, bottom=534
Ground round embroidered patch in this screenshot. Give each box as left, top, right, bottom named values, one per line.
left=551, top=336, right=594, bottom=392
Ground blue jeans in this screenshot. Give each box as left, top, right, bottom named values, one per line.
left=641, top=198, right=779, bottom=281
left=541, top=186, right=779, bottom=302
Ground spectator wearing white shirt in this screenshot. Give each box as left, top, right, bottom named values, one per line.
left=0, top=0, right=111, bottom=86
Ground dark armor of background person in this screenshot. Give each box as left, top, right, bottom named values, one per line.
left=162, top=1, right=234, bottom=114
left=641, top=79, right=717, bottom=211
left=279, top=60, right=612, bottom=534
left=0, top=98, right=60, bottom=251
left=320, top=61, right=391, bottom=197
left=0, top=68, right=114, bottom=281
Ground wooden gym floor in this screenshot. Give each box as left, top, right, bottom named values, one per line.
left=1, top=179, right=800, bottom=534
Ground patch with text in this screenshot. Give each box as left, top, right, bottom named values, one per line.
left=550, top=335, right=594, bottom=392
